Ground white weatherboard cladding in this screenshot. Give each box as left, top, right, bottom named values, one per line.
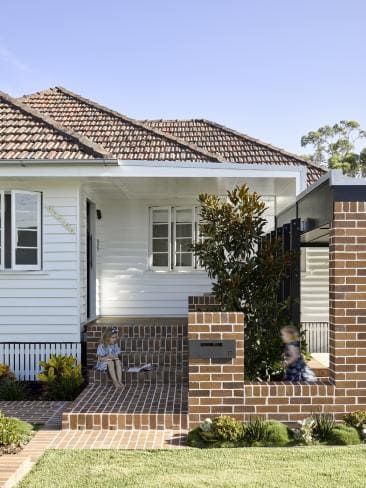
left=79, top=190, right=88, bottom=325
left=301, top=247, right=329, bottom=323
left=97, top=197, right=275, bottom=317
left=0, top=181, right=80, bottom=342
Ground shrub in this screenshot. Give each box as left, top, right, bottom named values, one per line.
left=191, top=184, right=296, bottom=381
left=312, top=413, right=335, bottom=442
left=262, top=420, right=290, bottom=446
left=243, top=417, right=269, bottom=445
left=200, top=416, right=244, bottom=443
left=0, top=379, right=27, bottom=401
left=343, top=411, right=366, bottom=430
left=0, top=413, right=33, bottom=447
left=328, top=424, right=361, bottom=446
left=37, top=354, right=84, bottom=401
left=212, top=416, right=244, bottom=443
left=187, top=427, right=207, bottom=448
left=0, top=364, right=15, bottom=382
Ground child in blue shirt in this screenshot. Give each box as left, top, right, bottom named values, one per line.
left=96, top=327, right=123, bottom=388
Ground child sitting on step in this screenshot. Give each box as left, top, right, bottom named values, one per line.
left=96, top=327, right=124, bottom=388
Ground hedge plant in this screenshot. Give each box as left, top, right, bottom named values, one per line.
left=328, top=425, right=361, bottom=446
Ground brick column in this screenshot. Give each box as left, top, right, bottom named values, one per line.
left=188, top=311, right=244, bottom=428
left=330, top=201, right=366, bottom=409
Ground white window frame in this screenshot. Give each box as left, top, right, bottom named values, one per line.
left=149, top=206, right=172, bottom=271
left=0, top=191, right=4, bottom=271
left=173, top=207, right=195, bottom=271
left=11, top=190, right=42, bottom=271
left=149, top=206, right=201, bottom=272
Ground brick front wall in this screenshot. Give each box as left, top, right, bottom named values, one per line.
left=188, top=311, right=244, bottom=428
left=188, top=202, right=366, bottom=427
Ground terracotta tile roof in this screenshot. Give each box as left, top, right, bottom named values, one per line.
left=143, top=119, right=325, bottom=185
left=19, top=87, right=220, bottom=162
left=0, top=91, right=112, bottom=160
left=18, top=86, right=325, bottom=185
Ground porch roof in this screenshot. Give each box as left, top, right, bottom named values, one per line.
left=276, top=170, right=366, bottom=245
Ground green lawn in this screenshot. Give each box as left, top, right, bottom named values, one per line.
left=19, top=446, right=366, bottom=488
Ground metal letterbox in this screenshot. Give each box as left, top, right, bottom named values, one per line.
left=189, top=340, right=236, bottom=359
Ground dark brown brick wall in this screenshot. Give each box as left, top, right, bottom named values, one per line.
left=86, top=318, right=188, bottom=385
left=188, top=295, right=221, bottom=312
left=188, top=206, right=366, bottom=427
left=329, top=201, right=366, bottom=409
left=188, top=311, right=244, bottom=428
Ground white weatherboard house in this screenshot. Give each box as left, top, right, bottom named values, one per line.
left=0, top=88, right=327, bottom=375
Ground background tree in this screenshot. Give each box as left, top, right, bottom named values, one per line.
left=192, top=184, right=294, bottom=380
left=301, top=120, right=366, bottom=176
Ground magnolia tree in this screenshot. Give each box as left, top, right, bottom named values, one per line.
left=192, top=184, right=294, bottom=380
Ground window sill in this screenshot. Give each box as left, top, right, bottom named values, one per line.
left=147, top=269, right=207, bottom=274
left=0, top=270, right=48, bottom=275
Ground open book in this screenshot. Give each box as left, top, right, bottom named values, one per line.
left=127, top=363, right=152, bottom=373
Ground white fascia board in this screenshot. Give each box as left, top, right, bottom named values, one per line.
left=0, top=159, right=306, bottom=194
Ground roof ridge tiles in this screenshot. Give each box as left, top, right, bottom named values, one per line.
left=1, top=90, right=112, bottom=159
left=52, top=87, right=226, bottom=163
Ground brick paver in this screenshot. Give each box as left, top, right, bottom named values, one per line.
left=0, top=401, right=69, bottom=426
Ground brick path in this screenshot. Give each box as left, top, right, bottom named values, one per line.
left=0, top=401, right=69, bottom=426
left=0, top=400, right=188, bottom=487
left=0, top=428, right=187, bottom=487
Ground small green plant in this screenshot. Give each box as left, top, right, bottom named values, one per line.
left=0, top=363, right=15, bottom=382
left=328, top=424, right=361, bottom=445
left=187, top=427, right=207, bottom=448
left=199, top=416, right=244, bottom=443
left=37, top=354, right=84, bottom=401
left=0, top=379, right=27, bottom=401
left=262, top=420, right=290, bottom=446
left=312, top=413, right=335, bottom=442
left=0, top=413, right=33, bottom=447
left=292, top=417, right=315, bottom=445
left=343, top=411, right=366, bottom=430
left=243, top=417, right=269, bottom=445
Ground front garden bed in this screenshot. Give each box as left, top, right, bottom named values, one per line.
left=0, top=354, right=85, bottom=402
left=187, top=414, right=366, bottom=448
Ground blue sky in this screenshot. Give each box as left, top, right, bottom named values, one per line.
left=1, top=0, right=365, bottom=154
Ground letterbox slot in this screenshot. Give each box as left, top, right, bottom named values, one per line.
left=189, top=339, right=236, bottom=359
